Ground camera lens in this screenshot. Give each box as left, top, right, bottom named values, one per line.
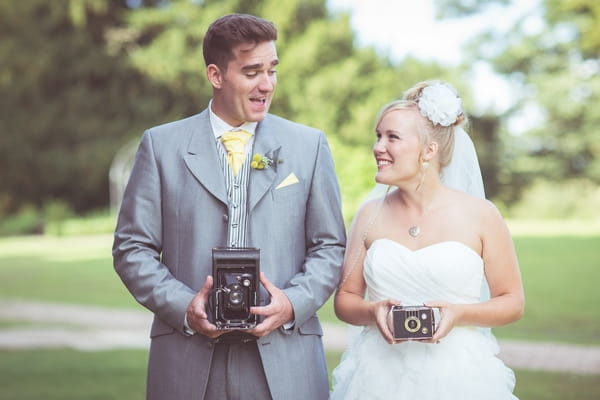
left=229, top=290, right=243, bottom=306
left=225, top=283, right=247, bottom=311
left=404, top=316, right=421, bottom=333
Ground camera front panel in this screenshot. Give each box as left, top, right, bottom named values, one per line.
left=211, top=248, right=260, bottom=329
left=392, top=305, right=435, bottom=340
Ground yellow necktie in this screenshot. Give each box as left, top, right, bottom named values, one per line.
left=221, top=129, right=251, bottom=176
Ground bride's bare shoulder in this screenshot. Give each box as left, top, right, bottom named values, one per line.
left=355, top=196, right=388, bottom=218
left=446, top=188, right=502, bottom=218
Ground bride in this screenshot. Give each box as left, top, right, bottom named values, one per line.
left=330, top=81, right=524, bottom=399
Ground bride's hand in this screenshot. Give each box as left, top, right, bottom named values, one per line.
left=372, top=299, right=401, bottom=344
left=424, top=300, right=462, bottom=343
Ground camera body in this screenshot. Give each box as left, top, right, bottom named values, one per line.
left=211, top=247, right=260, bottom=330
left=391, top=305, right=436, bottom=340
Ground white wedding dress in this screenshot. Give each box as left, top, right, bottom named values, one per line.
left=330, top=239, right=518, bottom=400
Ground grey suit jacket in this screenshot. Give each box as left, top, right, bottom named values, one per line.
left=113, top=110, right=346, bottom=399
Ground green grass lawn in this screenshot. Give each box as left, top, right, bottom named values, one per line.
left=0, top=223, right=598, bottom=398
left=0, top=348, right=598, bottom=400
left=0, top=227, right=598, bottom=344
left=0, top=349, right=147, bottom=400
left=493, top=235, right=600, bottom=344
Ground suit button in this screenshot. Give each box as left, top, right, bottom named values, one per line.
left=222, top=214, right=228, bottom=222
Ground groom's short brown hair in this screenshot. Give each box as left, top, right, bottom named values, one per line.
left=203, top=13, right=277, bottom=70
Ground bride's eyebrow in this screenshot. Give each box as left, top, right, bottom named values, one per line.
left=384, top=129, right=403, bottom=136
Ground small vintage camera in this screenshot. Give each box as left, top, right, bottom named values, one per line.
left=211, top=247, right=260, bottom=330
left=391, top=305, right=436, bottom=340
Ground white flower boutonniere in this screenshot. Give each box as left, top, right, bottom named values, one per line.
left=418, top=83, right=462, bottom=127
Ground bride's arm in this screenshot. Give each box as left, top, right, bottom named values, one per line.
left=334, top=201, right=399, bottom=343
left=428, top=200, right=525, bottom=341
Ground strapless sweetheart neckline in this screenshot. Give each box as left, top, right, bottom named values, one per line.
left=370, top=238, right=483, bottom=261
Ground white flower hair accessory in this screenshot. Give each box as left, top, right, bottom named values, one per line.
left=418, top=83, right=462, bottom=127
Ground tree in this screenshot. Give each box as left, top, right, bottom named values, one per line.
left=0, top=0, right=464, bottom=222
left=438, top=0, right=600, bottom=204
left=0, top=0, right=176, bottom=214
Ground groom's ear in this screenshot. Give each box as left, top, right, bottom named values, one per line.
left=206, top=64, right=223, bottom=89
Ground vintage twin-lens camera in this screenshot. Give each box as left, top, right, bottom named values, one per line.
left=211, top=247, right=260, bottom=330
left=391, top=305, right=436, bottom=340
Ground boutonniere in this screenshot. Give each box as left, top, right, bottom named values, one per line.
left=251, top=153, right=282, bottom=170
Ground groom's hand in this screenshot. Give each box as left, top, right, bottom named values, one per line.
left=186, top=275, right=230, bottom=338
left=248, top=272, right=294, bottom=337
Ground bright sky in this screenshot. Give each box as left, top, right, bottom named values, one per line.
left=327, top=0, right=543, bottom=117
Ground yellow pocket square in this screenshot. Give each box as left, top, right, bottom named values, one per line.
left=276, top=173, right=299, bottom=189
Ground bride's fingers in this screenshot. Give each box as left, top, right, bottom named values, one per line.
left=373, top=301, right=396, bottom=343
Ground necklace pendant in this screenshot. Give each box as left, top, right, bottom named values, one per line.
left=408, top=225, right=420, bottom=238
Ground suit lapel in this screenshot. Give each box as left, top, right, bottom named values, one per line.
left=249, top=117, right=281, bottom=212
left=183, top=111, right=228, bottom=205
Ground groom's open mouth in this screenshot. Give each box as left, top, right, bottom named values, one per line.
left=250, top=96, right=267, bottom=105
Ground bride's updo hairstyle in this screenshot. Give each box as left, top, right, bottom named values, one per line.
left=403, top=80, right=467, bottom=170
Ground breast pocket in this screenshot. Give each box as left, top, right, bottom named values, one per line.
left=271, top=180, right=304, bottom=202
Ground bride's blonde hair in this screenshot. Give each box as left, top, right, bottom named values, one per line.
left=374, top=80, right=467, bottom=170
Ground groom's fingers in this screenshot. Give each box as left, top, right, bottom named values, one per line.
left=249, top=273, right=294, bottom=336
left=258, top=271, right=276, bottom=293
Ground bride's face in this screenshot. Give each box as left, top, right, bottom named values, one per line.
left=373, top=109, right=424, bottom=186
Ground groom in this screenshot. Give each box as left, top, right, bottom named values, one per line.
left=113, top=13, right=346, bottom=400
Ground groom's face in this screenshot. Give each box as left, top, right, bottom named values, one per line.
left=209, top=40, right=279, bottom=127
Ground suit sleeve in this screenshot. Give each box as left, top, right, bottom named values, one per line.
left=282, top=132, right=346, bottom=328
left=112, top=130, right=195, bottom=333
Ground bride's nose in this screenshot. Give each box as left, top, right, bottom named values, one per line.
left=373, top=139, right=386, bottom=154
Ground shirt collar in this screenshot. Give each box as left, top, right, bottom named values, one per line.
left=209, top=99, right=257, bottom=140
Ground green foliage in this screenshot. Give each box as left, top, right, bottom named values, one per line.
left=1, top=0, right=475, bottom=219
left=42, top=200, right=74, bottom=236
left=0, top=206, right=44, bottom=236
left=0, top=0, right=182, bottom=215
left=453, top=0, right=600, bottom=186
left=45, top=209, right=116, bottom=236
left=507, top=178, right=600, bottom=219
left=4, top=0, right=598, bottom=219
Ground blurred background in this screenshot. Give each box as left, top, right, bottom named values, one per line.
left=0, top=0, right=598, bottom=399
left=1, top=0, right=599, bottom=227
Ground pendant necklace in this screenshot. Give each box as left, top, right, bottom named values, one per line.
left=407, top=200, right=432, bottom=238
left=408, top=225, right=420, bottom=238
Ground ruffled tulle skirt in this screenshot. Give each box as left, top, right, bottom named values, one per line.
left=330, top=326, right=517, bottom=400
